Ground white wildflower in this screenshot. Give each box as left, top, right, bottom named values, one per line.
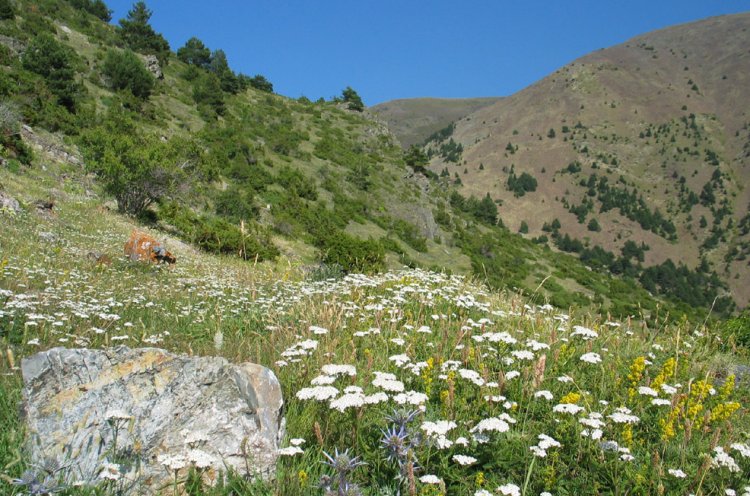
left=553, top=403, right=585, bottom=415
left=311, top=375, right=337, bottom=385
left=277, top=446, right=304, bottom=456
left=667, top=468, right=687, bottom=478
left=187, top=449, right=216, bottom=468
left=579, top=352, right=602, bottom=364
left=608, top=407, right=640, bottom=424
left=389, top=354, right=411, bottom=367
left=321, top=364, right=356, bottom=377
left=452, top=454, right=477, bottom=466
left=731, top=442, right=750, bottom=458
left=571, top=325, right=598, bottom=339
left=638, top=386, right=658, bottom=397
left=497, top=483, right=521, bottom=496
left=459, top=368, right=485, bottom=386
left=295, top=386, right=339, bottom=401
left=419, top=474, right=442, bottom=485
left=505, top=370, right=521, bottom=380
left=534, top=390, right=553, bottom=401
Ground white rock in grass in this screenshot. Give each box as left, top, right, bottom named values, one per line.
left=21, top=347, right=285, bottom=494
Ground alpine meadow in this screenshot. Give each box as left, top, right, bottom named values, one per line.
left=1, top=1, right=749, bottom=495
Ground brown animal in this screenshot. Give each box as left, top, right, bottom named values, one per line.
left=124, top=230, right=176, bottom=264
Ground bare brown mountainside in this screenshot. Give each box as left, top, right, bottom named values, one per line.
left=371, top=97, right=501, bottom=148
left=423, top=13, right=750, bottom=306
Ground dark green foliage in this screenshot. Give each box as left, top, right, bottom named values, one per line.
left=22, top=33, right=83, bottom=112
left=564, top=161, right=582, bottom=174
left=78, top=109, right=189, bottom=216
left=373, top=216, right=427, bottom=252
left=0, top=0, right=14, bottom=19
left=591, top=173, right=676, bottom=239
left=423, top=122, right=455, bottom=145
left=102, top=49, right=155, bottom=99
left=519, top=221, right=529, bottom=234
left=449, top=191, right=498, bottom=226
left=177, top=37, right=211, bottom=68
left=160, top=202, right=278, bottom=261
left=434, top=138, right=463, bottom=163
left=720, top=310, right=750, bottom=349
left=245, top=74, right=273, bottom=93
left=507, top=171, right=537, bottom=197
left=587, top=217, right=601, bottom=232
left=209, top=49, right=240, bottom=94
left=192, top=71, right=225, bottom=117
left=277, top=165, right=317, bottom=200
left=69, top=0, right=112, bottom=21
left=118, top=1, right=170, bottom=63
left=316, top=231, right=384, bottom=273
left=341, top=86, right=364, bottom=111
left=621, top=240, right=648, bottom=262
left=547, top=128, right=556, bottom=138
left=215, top=186, right=258, bottom=222
left=0, top=103, right=32, bottom=164
left=404, top=145, right=429, bottom=173
left=640, top=259, right=732, bottom=313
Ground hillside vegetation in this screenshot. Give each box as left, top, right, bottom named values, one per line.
left=415, top=13, right=750, bottom=309
left=1, top=159, right=750, bottom=495
left=1, top=2, right=750, bottom=495
left=0, top=0, right=728, bottom=320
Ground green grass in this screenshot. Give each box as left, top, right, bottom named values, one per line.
left=1, top=169, right=749, bottom=495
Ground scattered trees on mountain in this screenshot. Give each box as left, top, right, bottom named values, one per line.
left=118, top=1, right=170, bottom=64
left=507, top=169, right=537, bottom=197
left=102, top=49, right=155, bottom=100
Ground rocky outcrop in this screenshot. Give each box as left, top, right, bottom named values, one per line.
left=21, top=347, right=284, bottom=494
left=0, top=190, right=21, bottom=214
left=144, top=55, right=163, bottom=79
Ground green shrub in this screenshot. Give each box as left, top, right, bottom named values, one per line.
left=316, top=231, right=385, bottom=274
left=101, top=49, right=155, bottom=100
left=22, top=33, right=83, bottom=112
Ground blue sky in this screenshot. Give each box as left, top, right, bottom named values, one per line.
left=105, top=0, right=750, bottom=106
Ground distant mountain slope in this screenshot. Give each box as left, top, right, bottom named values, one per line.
left=423, top=13, right=750, bottom=307
left=371, top=97, right=501, bottom=148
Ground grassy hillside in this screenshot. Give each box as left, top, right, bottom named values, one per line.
left=419, top=13, right=750, bottom=309
left=1, top=158, right=750, bottom=495
left=0, top=0, right=739, bottom=325
left=371, top=97, right=502, bottom=148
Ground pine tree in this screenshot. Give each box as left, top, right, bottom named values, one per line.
left=341, top=86, right=364, bottom=112
left=177, top=37, right=211, bottom=68
left=119, top=2, right=170, bottom=63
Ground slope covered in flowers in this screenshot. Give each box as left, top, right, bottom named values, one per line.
left=1, top=192, right=749, bottom=495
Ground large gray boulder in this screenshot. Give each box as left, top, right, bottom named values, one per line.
left=21, top=347, right=284, bottom=494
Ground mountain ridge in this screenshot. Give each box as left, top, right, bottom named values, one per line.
left=411, top=11, right=750, bottom=307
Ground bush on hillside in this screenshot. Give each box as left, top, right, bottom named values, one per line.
left=78, top=110, right=188, bottom=216
left=316, top=231, right=384, bottom=274
left=101, top=49, right=155, bottom=100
